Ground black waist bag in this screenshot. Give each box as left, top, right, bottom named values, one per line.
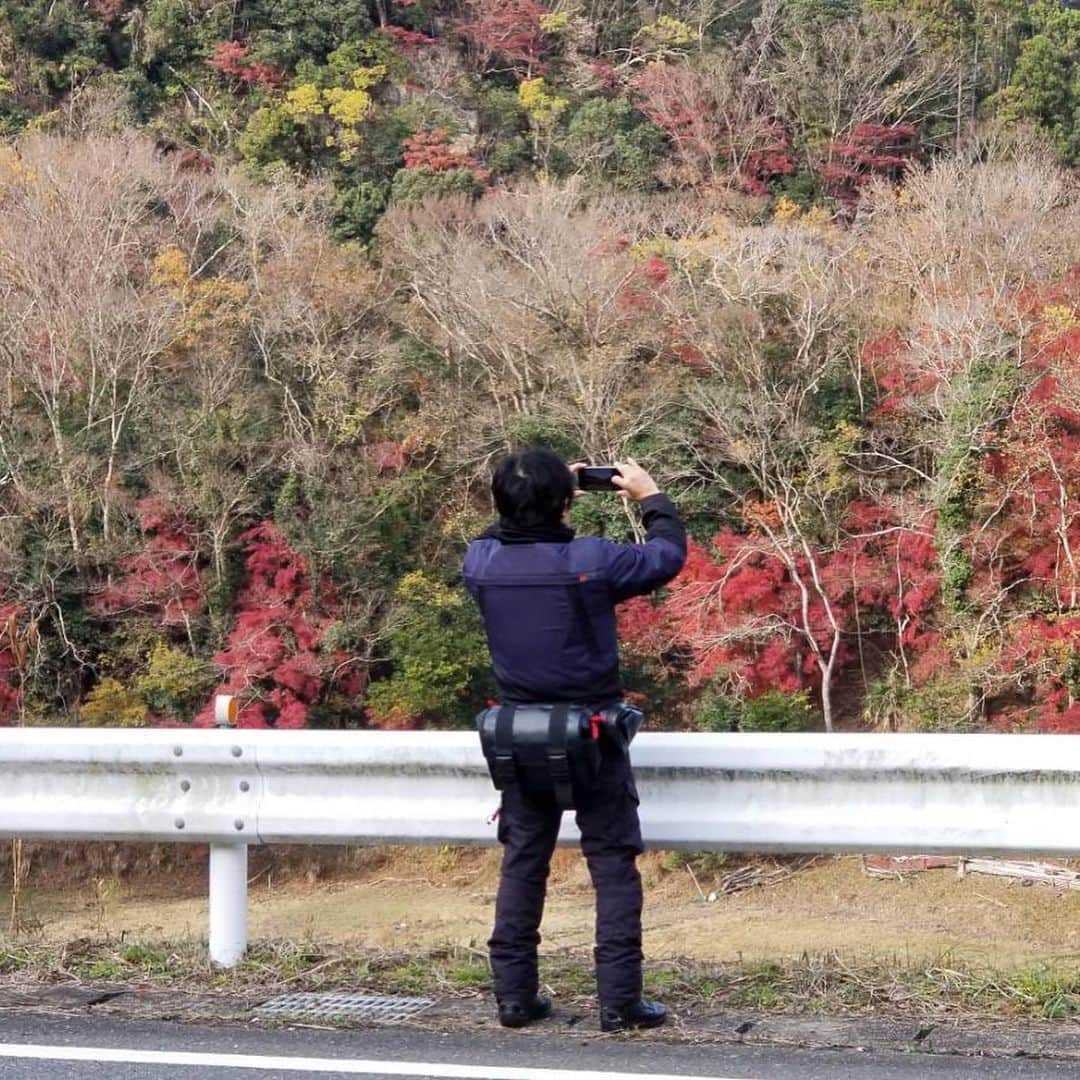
left=477, top=703, right=601, bottom=810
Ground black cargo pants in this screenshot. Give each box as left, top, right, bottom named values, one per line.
left=488, top=737, right=644, bottom=1009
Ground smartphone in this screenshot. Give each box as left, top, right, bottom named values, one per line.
left=577, top=466, right=622, bottom=492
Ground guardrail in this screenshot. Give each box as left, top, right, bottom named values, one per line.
left=2, top=719, right=1079, bottom=966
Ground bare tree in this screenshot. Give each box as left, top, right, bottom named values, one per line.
left=379, top=184, right=682, bottom=467
left=660, top=220, right=868, bottom=729
left=0, top=135, right=209, bottom=557
left=856, top=153, right=1076, bottom=304
left=846, top=152, right=1080, bottom=719
left=767, top=11, right=962, bottom=147
left=241, top=186, right=393, bottom=458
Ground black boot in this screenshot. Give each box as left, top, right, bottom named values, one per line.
left=498, top=993, right=553, bottom=1029
left=600, top=999, right=667, bottom=1033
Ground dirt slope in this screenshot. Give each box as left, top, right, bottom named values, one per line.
left=7, top=850, right=1080, bottom=968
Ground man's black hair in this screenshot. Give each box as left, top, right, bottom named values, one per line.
left=492, top=448, right=574, bottom=527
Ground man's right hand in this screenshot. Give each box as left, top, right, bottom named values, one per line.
left=612, top=458, right=661, bottom=502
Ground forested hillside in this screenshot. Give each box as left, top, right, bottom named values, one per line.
left=0, top=0, right=1078, bottom=733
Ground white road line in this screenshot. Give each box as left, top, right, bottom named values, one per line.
left=0, top=1044, right=750, bottom=1080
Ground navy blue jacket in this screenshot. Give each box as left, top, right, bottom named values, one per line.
left=463, top=494, right=687, bottom=706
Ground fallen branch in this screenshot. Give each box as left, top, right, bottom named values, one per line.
left=719, top=856, right=819, bottom=896
left=862, top=855, right=1080, bottom=890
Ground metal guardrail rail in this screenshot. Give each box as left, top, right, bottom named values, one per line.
left=1, top=722, right=1078, bottom=965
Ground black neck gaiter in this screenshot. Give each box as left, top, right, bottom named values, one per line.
left=481, top=519, right=575, bottom=544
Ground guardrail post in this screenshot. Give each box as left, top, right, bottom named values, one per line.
left=209, top=843, right=248, bottom=967
left=209, top=693, right=247, bottom=968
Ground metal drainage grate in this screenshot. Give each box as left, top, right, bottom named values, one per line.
left=254, top=992, right=435, bottom=1024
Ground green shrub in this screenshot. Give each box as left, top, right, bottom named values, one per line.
left=503, top=417, right=581, bottom=460
left=238, top=105, right=300, bottom=168
left=332, top=180, right=389, bottom=244
left=245, top=0, right=374, bottom=70
left=693, top=691, right=745, bottom=732
left=694, top=688, right=820, bottom=733
left=390, top=166, right=485, bottom=206
left=905, top=676, right=976, bottom=733
left=487, top=135, right=533, bottom=177
left=568, top=493, right=636, bottom=543
left=784, top=0, right=860, bottom=22
left=742, top=690, right=820, bottom=732
left=556, top=97, right=665, bottom=192
left=864, top=670, right=978, bottom=732
left=939, top=546, right=974, bottom=614
left=136, top=641, right=217, bottom=723
left=365, top=571, right=489, bottom=727
left=476, top=85, right=528, bottom=143
left=79, top=677, right=146, bottom=728
left=1000, top=5, right=1080, bottom=164
left=773, top=168, right=825, bottom=208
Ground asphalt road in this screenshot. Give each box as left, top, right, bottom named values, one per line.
left=0, top=1012, right=1078, bottom=1080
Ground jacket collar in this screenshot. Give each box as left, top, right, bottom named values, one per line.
left=480, top=519, right=575, bottom=545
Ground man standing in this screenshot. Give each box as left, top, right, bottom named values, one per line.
left=464, top=449, right=687, bottom=1032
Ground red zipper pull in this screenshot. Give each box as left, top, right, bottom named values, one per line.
left=590, top=714, right=603, bottom=740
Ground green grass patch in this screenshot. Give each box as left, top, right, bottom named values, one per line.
left=2, top=936, right=1080, bottom=1021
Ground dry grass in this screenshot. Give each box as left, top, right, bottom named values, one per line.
left=3, top=936, right=1080, bottom=1022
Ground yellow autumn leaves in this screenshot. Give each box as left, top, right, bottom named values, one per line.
left=518, top=78, right=568, bottom=127
left=151, top=246, right=247, bottom=360
left=282, top=65, right=386, bottom=161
